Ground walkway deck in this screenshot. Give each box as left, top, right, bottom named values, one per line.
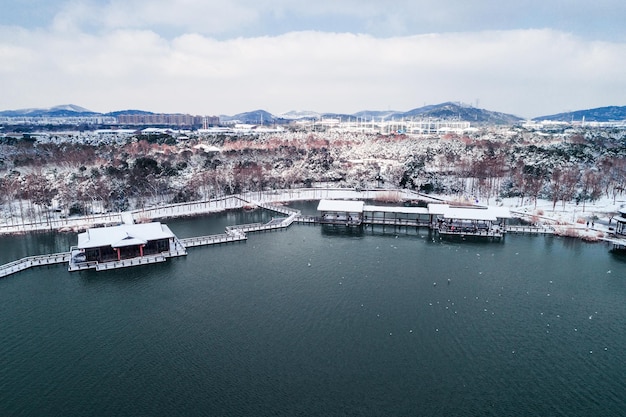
left=438, top=229, right=504, bottom=238
left=506, top=225, right=555, bottom=235
left=603, top=235, right=626, bottom=249
left=0, top=199, right=574, bottom=279
left=253, top=201, right=300, bottom=217
left=0, top=252, right=70, bottom=278
left=66, top=241, right=188, bottom=272
left=294, top=215, right=318, bottom=224
left=298, top=214, right=558, bottom=237
left=364, top=218, right=429, bottom=228
left=180, top=233, right=246, bottom=247
left=95, top=255, right=167, bottom=271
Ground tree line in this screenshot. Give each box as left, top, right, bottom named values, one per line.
left=1, top=128, right=625, bottom=224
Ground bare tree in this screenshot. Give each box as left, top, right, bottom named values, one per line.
left=580, top=168, right=602, bottom=212
left=560, top=166, right=580, bottom=210
left=24, top=172, right=56, bottom=224
left=549, top=167, right=563, bottom=211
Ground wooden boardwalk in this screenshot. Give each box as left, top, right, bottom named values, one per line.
left=0, top=200, right=563, bottom=279
left=180, top=233, right=246, bottom=247
left=364, top=219, right=429, bottom=228
left=506, top=225, right=555, bottom=235
left=95, top=255, right=167, bottom=271
left=254, top=202, right=300, bottom=217
left=172, top=210, right=299, bottom=254
left=0, top=252, right=71, bottom=278
left=438, top=229, right=504, bottom=238
left=297, top=215, right=558, bottom=238
left=294, top=215, right=318, bottom=224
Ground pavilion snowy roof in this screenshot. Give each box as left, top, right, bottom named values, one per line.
left=427, top=204, right=511, bottom=220
left=317, top=200, right=365, bottom=213
left=427, top=204, right=450, bottom=215
left=444, top=206, right=511, bottom=221
left=111, top=236, right=148, bottom=248
left=363, top=205, right=429, bottom=215
left=77, top=222, right=175, bottom=249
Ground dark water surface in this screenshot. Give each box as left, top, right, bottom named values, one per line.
left=1, top=205, right=625, bottom=416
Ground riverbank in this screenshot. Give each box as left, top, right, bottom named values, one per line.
left=0, top=187, right=622, bottom=242
left=0, top=188, right=428, bottom=235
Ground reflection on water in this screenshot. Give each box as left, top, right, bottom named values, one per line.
left=0, top=230, right=76, bottom=264
left=0, top=201, right=625, bottom=416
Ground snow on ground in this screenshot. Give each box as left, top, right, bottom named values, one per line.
left=450, top=193, right=626, bottom=241
left=0, top=188, right=624, bottom=244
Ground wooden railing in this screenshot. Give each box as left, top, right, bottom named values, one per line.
left=0, top=252, right=71, bottom=278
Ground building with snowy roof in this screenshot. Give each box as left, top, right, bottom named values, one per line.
left=317, top=199, right=365, bottom=226
left=428, top=203, right=511, bottom=237
left=70, top=222, right=185, bottom=270
left=316, top=199, right=511, bottom=237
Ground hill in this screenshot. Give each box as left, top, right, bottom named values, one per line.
left=533, top=105, right=626, bottom=122
left=345, top=102, right=523, bottom=125
left=105, top=109, right=154, bottom=117
left=0, top=104, right=97, bottom=117
left=7, top=102, right=626, bottom=126
left=220, top=109, right=284, bottom=124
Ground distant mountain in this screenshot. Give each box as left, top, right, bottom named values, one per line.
left=533, top=105, right=626, bottom=122
left=0, top=104, right=97, bottom=117
left=349, top=102, right=523, bottom=125
left=352, top=110, right=400, bottom=120
left=215, top=102, right=522, bottom=125
left=105, top=109, right=154, bottom=117
left=278, top=110, right=321, bottom=120
left=319, top=112, right=358, bottom=120
left=12, top=102, right=626, bottom=126
left=401, top=102, right=522, bottom=124
left=220, top=109, right=282, bottom=124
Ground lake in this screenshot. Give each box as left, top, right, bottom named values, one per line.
left=1, top=202, right=625, bottom=416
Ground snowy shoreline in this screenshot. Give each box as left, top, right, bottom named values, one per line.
left=0, top=187, right=623, bottom=243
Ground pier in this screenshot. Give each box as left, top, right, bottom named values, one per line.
left=506, top=225, right=555, bottom=235
left=0, top=196, right=606, bottom=278
left=0, top=252, right=71, bottom=278
left=1, top=200, right=303, bottom=278
left=180, top=233, right=246, bottom=248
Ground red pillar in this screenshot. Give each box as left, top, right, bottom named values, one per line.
left=140, top=245, right=144, bottom=257
left=117, top=248, right=121, bottom=261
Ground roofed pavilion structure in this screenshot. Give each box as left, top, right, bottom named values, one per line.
left=362, top=205, right=430, bottom=227
left=429, top=204, right=511, bottom=238
left=607, top=208, right=626, bottom=250
left=69, top=222, right=186, bottom=271
left=614, top=208, right=626, bottom=236
left=317, top=200, right=364, bottom=226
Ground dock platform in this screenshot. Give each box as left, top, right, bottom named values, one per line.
left=180, top=233, right=246, bottom=247
left=0, top=252, right=71, bottom=278
left=506, top=225, right=555, bottom=235
left=0, top=198, right=583, bottom=279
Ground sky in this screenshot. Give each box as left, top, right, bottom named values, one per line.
left=1, top=0, right=625, bottom=119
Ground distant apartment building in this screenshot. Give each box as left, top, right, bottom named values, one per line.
left=117, top=114, right=219, bottom=127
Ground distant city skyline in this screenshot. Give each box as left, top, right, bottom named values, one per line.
left=1, top=1, right=625, bottom=118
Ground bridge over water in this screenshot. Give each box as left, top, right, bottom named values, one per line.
left=0, top=199, right=597, bottom=279
left=0, top=201, right=300, bottom=278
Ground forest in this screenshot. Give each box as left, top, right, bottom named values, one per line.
left=1, top=126, right=625, bottom=225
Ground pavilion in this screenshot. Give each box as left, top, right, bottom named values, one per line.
left=614, top=208, right=626, bottom=236
left=70, top=222, right=185, bottom=270
left=317, top=200, right=365, bottom=226
left=428, top=204, right=511, bottom=237
left=362, top=204, right=430, bottom=227
left=607, top=207, right=626, bottom=250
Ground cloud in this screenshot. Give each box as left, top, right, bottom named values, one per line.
left=0, top=26, right=625, bottom=117
left=17, top=0, right=625, bottom=41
